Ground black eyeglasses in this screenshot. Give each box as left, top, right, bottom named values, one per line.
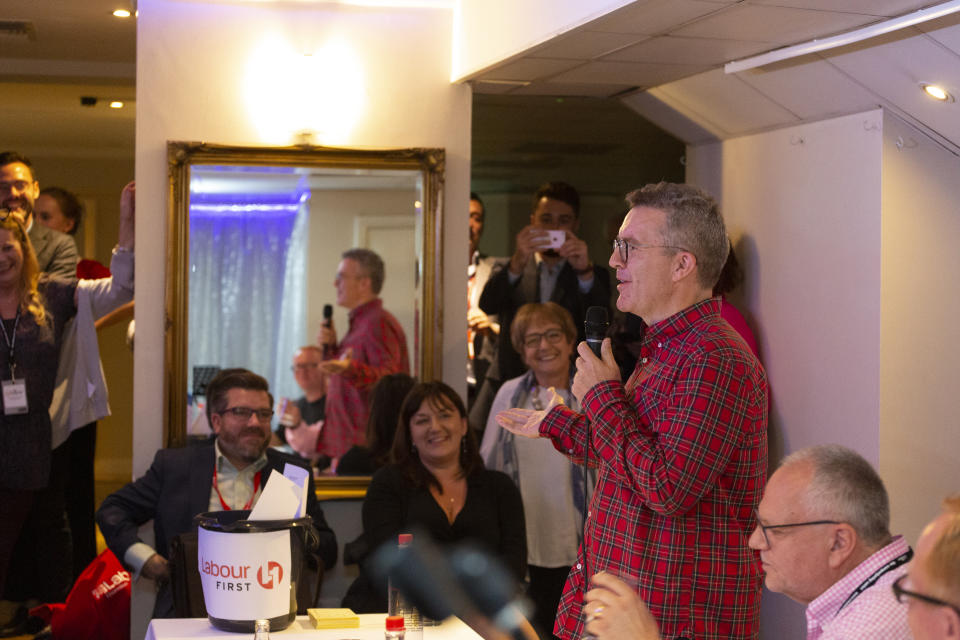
left=522, top=329, right=567, bottom=349
left=612, top=237, right=687, bottom=263
left=892, top=575, right=960, bottom=617
left=219, top=406, right=274, bottom=422
left=291, top=362, right=320, bottom=372
left=754, top=509, right=842, bottom=548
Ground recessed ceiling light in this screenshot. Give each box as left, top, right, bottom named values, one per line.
left=109, top=101, right=124, bottom=109
left=113, top=9, right=131, bottom=18
left=920, top=83, right=954, bottom=102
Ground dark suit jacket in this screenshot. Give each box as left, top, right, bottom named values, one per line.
left=478, top=257, right=611, bottom=383
left=96, top=442, right=338, bottom=616
left=28, top=221, right=78, bottom=280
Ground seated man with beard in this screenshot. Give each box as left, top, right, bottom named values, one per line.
left=97, top=368, right=338, bottom=617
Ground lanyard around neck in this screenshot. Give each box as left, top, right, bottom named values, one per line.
left=836, top=548, right=913, bottom=615
left=0, top=308, right=22, bottom=378
left=212, top=467, right=263, bottom=511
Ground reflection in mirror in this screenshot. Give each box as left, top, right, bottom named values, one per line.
left=166, top=142, right=443, bottom=448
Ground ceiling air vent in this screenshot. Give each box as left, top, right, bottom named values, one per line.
left=0, top=20, right=38, bottom=41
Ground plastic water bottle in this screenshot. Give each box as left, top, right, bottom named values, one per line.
left=385, top=615, right=405, bottom=640
left=388, top=533, right=423, bottom=640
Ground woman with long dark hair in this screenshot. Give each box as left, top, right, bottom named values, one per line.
left=343, top=381, right=526, bottom=612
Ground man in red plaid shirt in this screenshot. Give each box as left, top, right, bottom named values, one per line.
left=498, top=182, right=768, bottom=640
left=318, top=248, right=409, bottom=467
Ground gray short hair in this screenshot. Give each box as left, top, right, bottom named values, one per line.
left=625, top=182, right=729, bottom=290
left=781, top=444, right=891, bottom=547
left=342, top=248, right=385, bottom=294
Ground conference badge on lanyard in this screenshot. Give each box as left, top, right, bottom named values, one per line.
left=1, top=308, right=28, bottom=415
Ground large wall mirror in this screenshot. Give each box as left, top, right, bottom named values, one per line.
left=165, top=141, right=444, bottom=448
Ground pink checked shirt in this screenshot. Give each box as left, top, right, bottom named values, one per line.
left=806, top=535, right=913, bottom=640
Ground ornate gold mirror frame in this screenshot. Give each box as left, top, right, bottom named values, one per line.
left=165, top=141, right=444, bottom=453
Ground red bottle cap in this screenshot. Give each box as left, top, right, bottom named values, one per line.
left=398, top=533, right=413, bottom=545
left=386, top=615, right=405, bottom=631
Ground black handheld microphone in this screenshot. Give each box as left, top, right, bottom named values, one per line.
left=449, top=545, right=532, bottom=639
left=322, top=304, right=334, bottom=357
left=584, top=306, right=609, bottom=358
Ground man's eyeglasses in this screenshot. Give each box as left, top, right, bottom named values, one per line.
left=612, top=237, right=687, bottom=263
left=892, top=575, right=960, bottom=617
left=522, top=329, right=566, bottom=349
left=291, top=362, right=320, bottom=372
left=754, top=509, right=842, bottom=548
left=220, top=406, right=274, bottom=422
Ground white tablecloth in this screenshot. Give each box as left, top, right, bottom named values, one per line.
left=145, top=614, right=482, bottom=640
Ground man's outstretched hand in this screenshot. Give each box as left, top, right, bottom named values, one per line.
left=495, top=387, right=564, bottom=438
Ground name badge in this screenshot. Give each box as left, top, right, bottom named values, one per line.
left=2, top=379, right=28, bottom=415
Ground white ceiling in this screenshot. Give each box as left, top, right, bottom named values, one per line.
left=0, top=0, right=136, bottom=157
left=469, top=0, right=960, bottom=151
left=3, top=0, right=958, bottom=192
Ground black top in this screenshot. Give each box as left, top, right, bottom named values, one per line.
left=274, top=395, right=326, bottom=445
left=0, top=278, right=77, bottom=490
left=337, top=446, right=379, bottom=476
left=342, top=464, right=526, bottom=612
left=296, top=395, right=326, bottom=424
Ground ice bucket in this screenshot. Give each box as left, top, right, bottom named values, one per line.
left=194, top=510, right=314, bottom=633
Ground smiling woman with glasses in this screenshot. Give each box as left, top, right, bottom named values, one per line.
left=479, top=302, right=594, bottom=638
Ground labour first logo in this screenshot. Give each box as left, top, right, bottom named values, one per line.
left=257, top=561, right=283, bottom=589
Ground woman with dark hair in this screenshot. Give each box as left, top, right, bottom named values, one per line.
left=35, top=186, right=112, bottom=280
left=337, top=372, right=415, bottom=476
left=343, top=381, right=526, bottom=612
left=35, top=187, right=83, bottom=236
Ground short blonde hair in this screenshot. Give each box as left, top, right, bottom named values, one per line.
left=925, top=495, right=960, bottom=602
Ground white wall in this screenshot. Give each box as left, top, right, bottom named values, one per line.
left=453, top=0, right=633, bottom=81
left=879, top=112, right=960, bottom=544
left=136, top=0, right=469, bottom=470
left=687, top=110, right=885, bottom=639
left=135, top=1, right=469, bottom=632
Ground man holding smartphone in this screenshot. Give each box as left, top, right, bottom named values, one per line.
left=478, top=181, right=611, bottom=388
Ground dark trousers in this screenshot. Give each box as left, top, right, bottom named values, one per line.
left=65, top=422, right=98, bottom=580
left=0, top=489, right=34, bottom=597
left=3, top=443, right=73, bottom=603
left=528, top=564, right=571, bottom=640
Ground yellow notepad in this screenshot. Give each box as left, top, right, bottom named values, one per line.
left=307, top=608, right=361, bottom=629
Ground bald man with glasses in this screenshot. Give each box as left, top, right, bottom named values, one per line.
left=582, top=444, right=913, bottom=640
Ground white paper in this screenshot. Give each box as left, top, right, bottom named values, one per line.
left=198, top=528, right=291, bottom=621
left=248, top=469, right=301, bottom=521
left=282, top=463, right=310, bottom=519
